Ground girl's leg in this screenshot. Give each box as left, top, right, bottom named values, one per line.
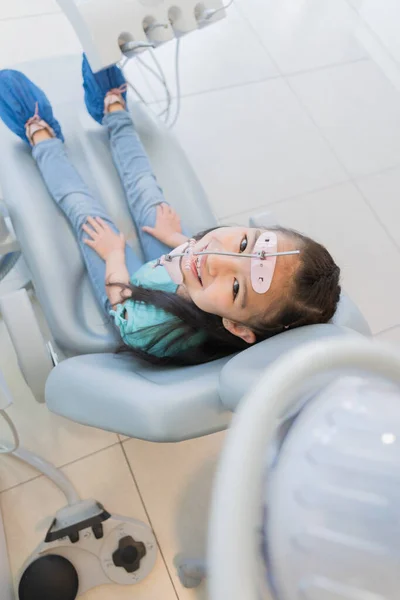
left=103, top=110, right=191, bottom=262
left=33, top=138, right=142, bottom=315
left=81, top=53, right=190, bottom=261
left=0, top=68, right=141, bottom=317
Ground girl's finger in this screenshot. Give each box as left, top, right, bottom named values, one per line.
left=95, top=216, right=109, bottom=230
left=142, top=225, right=155, bottom=235
left=83, top=238, right=95, bottom=248
left=86, top=216, right=103, bottom=234
left=82, top=223, right=97, bottom=238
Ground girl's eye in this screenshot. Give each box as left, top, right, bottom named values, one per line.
left=233, top=279, right=240, bottom=300
left=239, top=235, right=248, bottom=253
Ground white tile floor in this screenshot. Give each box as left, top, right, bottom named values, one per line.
left=1, top=1, right=400, bottom=598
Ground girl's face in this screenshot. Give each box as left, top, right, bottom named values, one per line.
left=180, top=227, right=300, bottom=343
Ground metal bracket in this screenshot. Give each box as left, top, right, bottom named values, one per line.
left=0, top=214, right=20, bottom=254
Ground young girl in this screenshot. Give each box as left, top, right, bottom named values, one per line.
left=0, top=55, right=341, bottom=366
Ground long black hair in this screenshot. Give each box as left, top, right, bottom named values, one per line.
left=115, top=226, right=341, bottom=366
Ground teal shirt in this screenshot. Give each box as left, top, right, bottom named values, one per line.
left=110, top=260, right=205, bottom=357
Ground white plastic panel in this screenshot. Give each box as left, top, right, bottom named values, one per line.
left=57, top=0, right=226, bottom=70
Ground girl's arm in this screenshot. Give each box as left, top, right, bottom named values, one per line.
left=82, top=216, right=131, bottom=306
left=104, top=249, right=131, bottom=306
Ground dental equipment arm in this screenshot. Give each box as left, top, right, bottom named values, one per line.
left=56, top=0, right=228, bottom=71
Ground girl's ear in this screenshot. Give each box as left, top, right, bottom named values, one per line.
left=222, top=318, right=256, bottom=344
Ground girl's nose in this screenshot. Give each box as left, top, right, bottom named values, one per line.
left=206, top=252, right=236, bottom=278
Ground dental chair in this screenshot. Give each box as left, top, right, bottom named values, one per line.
left=0, top=51, right=371, bottom=443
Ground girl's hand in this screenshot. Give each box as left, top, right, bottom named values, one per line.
left=142, top=203, right=187, bottom=248
left=83, top=216, right=125, bottom=260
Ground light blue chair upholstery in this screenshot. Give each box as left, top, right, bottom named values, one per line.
left=0, top=56, right=371, bottom=442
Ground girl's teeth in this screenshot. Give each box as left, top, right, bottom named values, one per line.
left=196, top=257, right=202, bottom=280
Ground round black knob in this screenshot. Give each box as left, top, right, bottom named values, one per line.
left=112, top=535, right=147, bottom=573
left=18, top=554, right=79, bottom=600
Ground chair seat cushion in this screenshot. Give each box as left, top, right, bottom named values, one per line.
left=45, top=352, right=232, bottom=442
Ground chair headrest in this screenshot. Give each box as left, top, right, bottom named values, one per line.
left=219, top=323, right=363, bottom=411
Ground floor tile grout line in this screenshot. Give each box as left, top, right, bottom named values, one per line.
left=147, top=19, right=391, bottom=237
left=120, top=441, right=181, bottom=600
left=134, top=72, right=284, bottom=106
left=284, top=72, right=400, bottom=261
left=219, top=178, right=352, bottom=222
left=138, top=57, right=371, bottom=107
left=374, top=323, right=400, bottom=337
left=344, top=0, right=400, bottom=72
left=235, top=3, right=364, bottom=183
left=219, top=156, right=400, bottom=223
left=222, top=161, right=400, bottom=263
left=205, top=0, right=400, bottom=246
left=0, top=439, right=121, bottom=496
left=212, top=14, right=400, bottom=266
left=352, top=177, right=400, bottom=256
left=344, top=1, right=400, bottom=97
left=0, top=10, right=61, bottom=23
left=277, top=42, right=400, bottom=263
left=236, top=0, right=400, bottom=202
left=0, top=440, right=179, bottom=597
left=281, top=56, right=369, bottom=79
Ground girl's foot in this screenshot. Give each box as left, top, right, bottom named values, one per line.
left=0, top=70, right=63, bottom=145
left=82, top=53, right=128, bottom=124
